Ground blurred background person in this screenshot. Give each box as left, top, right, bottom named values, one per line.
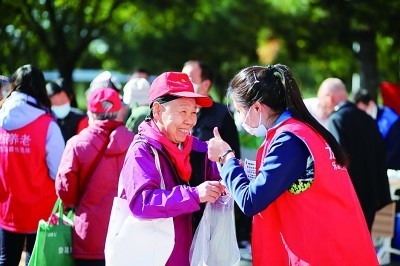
left=124, top=77, right=151, bottom=133
left=0, top=76, right=11, bottom=101
left=180, top=61, right=240, bottom=140
left=130, top=67, right=150, bottom=80
left=182, top=60, right=248, bottom=247
left=88, top=71, right=129, bottom=122
left=0, top=64, right=64, bottom=265
left=318, top=78, right=391, bottom=231
left=353, top=88, right=400, bottom=170
left=182, top=60, right=241, bottom=157
left=56, top=87, right=134, bottom=266
left=47, top=78, right=88, bottom=142
left=303, top=97, right=328, bottom=128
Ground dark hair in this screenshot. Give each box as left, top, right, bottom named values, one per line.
left=145, top=95, right=180, bottom=121
left=183, top=60, right=214, bottom=84
left=352, top=89, right=371, bottom=105
left=133, top=67, right=149, bottom=75
left=229, top=64, right=348, bottom=167
left=0, top=64, right=51, bottom=113
left=46, top=78, right=69, bottom=97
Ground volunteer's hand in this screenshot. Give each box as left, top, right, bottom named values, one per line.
left=196, top=180, right=224, bottom=203
left=208, top=127, right=232, bottom=162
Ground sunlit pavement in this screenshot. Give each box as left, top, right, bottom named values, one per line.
left=238, top=252, right=400, bottom=266
left=240, top=259, right=252, bottom=266
left=20, top=245, right=256, bottom=265
left=239, top=245, right=252, bottom=266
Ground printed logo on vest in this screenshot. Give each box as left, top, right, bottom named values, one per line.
left=0, top=132, right=32, bottom=154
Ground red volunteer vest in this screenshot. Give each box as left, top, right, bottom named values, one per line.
left=252, top=118, right=378, bottom=266
left=0, top=114, right=57, bottom=233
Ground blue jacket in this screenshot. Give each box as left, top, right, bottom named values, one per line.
left=377, top=106, right=400, bottom=170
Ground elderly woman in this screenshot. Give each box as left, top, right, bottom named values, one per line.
left=56, top=87, right=134, bottom=266
left=120, top=72, right=224, bottom=266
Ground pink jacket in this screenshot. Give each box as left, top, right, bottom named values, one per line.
left=56, top=120, right=134, bottom=259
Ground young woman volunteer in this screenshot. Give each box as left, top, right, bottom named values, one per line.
left=208, top=64, right=378, bottom=265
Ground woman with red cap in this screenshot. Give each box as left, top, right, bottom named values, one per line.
left=120, top=72, right=224, bottom=265
left=56, top=87, right=134, bottom=266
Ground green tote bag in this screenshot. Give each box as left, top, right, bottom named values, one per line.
left=28, top=198, right=75, bottom=266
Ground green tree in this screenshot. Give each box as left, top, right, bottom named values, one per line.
left=1, top=0, right=126, bottom=106
left=261, top=0, right=400, bottom=99
left=1, top=0, right=398, bottom=103
left=96, top=0, right=272, bottom=100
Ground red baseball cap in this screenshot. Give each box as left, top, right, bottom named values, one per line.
left=88, top=87, right=121, bottom=114
left=148, top=72, right=213, bottom=107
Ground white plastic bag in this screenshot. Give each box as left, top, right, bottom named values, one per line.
left=190, top=194, right=241, bottom=266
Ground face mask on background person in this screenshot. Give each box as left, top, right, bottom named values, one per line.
left=192, top=82, right=201, bottom=93
left=365, top=102, right=378, bottom=120
left=241, top=106, right=267, bottom=137
left=52, top=102, right=71, bottom=119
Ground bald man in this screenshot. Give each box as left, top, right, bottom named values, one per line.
left=317, top=78, right=391, bottom=231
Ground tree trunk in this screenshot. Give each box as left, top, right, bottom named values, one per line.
left=358, top=30, right=379, bottom=102
left=58, top=62, right=78, bottom=108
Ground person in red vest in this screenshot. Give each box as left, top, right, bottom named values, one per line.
left=0, top=64, right=65, bottom=265
left=207, top=64, right=378, bottom=265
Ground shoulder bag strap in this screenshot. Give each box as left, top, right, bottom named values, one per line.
left=117, top=139, right=165, bottom=197
left=86, top=133, right=110, bottom=181
left=149, top=145, right=165, bottom=189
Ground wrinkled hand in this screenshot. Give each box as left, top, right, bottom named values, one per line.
left=196, top=180, right=224, bottom=203
left=207, top=127, right=232, bottom=162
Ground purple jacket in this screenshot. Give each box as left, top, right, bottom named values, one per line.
left=120, top=121, right=220, bottom=266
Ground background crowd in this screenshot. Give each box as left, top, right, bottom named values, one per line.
left=0, top=59, right=399, bottom=265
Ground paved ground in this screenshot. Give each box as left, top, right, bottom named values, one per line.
left=240, top=258, right=252, bottom=266
left=239, top=247, right=252, bottom=265
left=19, top=251, right=253, bottom=266
left=19, top=250, right=400, bottom=266
left=238, top=256, right=400, bottom=266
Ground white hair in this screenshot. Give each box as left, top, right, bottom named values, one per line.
left=87, top=111, right=119, bottom=121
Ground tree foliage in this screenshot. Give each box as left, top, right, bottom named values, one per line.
left=1, top=0, right=399, bottom=102
left=1, top=0, right=126, bottom=105
left=260, top=0, right=400, bottom=98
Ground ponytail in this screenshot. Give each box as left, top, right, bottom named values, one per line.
left=229, top=64, right=348, bottom=167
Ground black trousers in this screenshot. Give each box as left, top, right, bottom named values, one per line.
left=0, top=228, right=35, bottom=266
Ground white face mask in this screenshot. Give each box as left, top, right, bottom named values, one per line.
left=1, top=86, right=10, bottom=98
left=241, top=107, right=267, bottom=137
left=365, top=103, right=377, bottom=120
left=52, top=102, right=71, bottom=119
left=192, top=82, right=201, bottom=93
